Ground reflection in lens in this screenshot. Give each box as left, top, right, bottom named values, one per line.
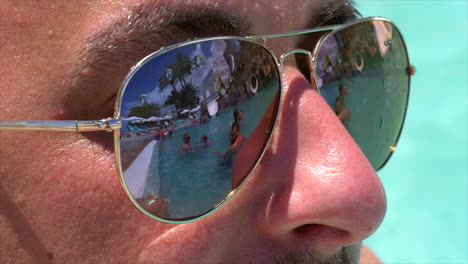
left=315, top=20, right=410, bottom=169
left=118, top=39, right=280, bottom=221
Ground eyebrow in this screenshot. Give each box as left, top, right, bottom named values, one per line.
left=75, top=4, right=250, bottom=78
left=307, top=0, right=361, bottom=28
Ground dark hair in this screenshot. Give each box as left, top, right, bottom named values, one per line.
left=233, top=108, right=239, bottom=120
left=230, top=122, right=240, bottom=145
left=183, top=132, right=191, bottom=144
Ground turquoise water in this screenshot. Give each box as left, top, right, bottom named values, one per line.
left=357, top=1, right=468, bottom=263
left=153, top=81, right=278, bottom=218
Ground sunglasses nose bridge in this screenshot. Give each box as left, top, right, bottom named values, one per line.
left=279, top=49, right=315, bottom=84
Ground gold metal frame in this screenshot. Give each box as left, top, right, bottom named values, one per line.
left=0, top=17, right=413, bottom=223
left=0, top=119, right=121, bottom=132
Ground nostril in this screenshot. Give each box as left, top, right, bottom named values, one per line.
left=293, top=224, right=351, bottom=245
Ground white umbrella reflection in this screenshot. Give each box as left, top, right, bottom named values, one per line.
left=190, top=105, right=200, bottom=112
left=122, top=116, right=144, bottom=122
left=146, top=116, right=164, bottom=122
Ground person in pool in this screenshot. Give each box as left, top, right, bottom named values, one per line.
left=182, top=132, right=192, bottom=150
left=230, top=122, right=245, bottom=152
left=335, top=84, right=351, bottom=122
left=201, top=114, right=210, bottom=124
left=213, top=119, right=246, bottom=168
left=200, top=134, right=212, bottom=146
left=233, top=108, right=245, bottom=123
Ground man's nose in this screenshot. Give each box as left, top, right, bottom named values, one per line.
left=256, top=65, right=387, bottom=252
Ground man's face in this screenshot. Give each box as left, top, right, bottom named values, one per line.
left=0, top=0, right=386, bottom=263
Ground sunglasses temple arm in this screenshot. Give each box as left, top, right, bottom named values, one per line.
left=0, top=119, right=121, bottom=132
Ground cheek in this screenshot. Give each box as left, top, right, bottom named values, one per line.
left=138, top=213, right=239, bottom=263
left=1, top=132, right=176, bottom=260
left=44, top=140, right=116, bottom=208
left=5, top=133, right=123, bottom=227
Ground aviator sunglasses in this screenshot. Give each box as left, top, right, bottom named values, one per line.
left=0, top=17, right=414, bottom=223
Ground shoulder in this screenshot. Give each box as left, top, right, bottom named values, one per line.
left=360, top=245, right=383, bottom=264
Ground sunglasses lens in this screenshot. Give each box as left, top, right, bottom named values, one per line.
left=118, top=39, right=280, bottom=221
left=315, top=20, right=410, bottom=169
